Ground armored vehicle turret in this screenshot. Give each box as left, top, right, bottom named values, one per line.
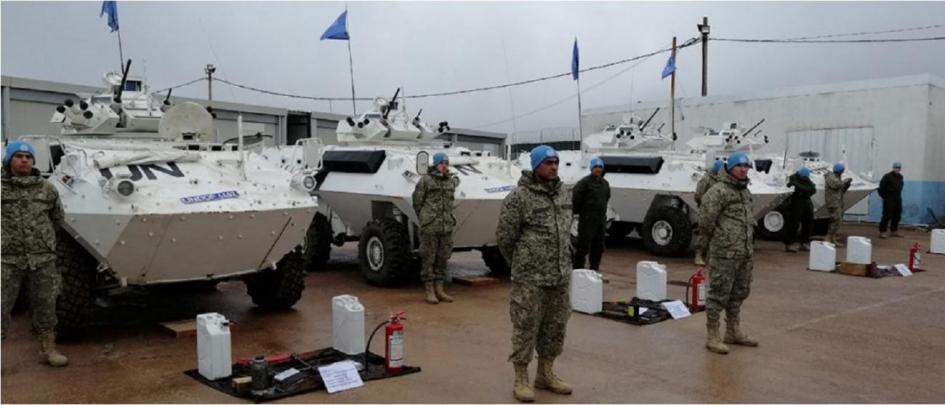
left=262, top=89, right=517, bottom=286
left=13, top=61, right=316, bottom=333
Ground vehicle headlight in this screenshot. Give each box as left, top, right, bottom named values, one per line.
left=106, top=178, right=135, bottom=198
left=292, top=173, right=317, bottom=192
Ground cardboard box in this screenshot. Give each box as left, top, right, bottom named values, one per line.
left=838, top=261, right=873, bottom=277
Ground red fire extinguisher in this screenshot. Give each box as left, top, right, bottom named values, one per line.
left=686, top=268, right=707, bottom=312
left=384, top=312, right=406, bottom=374
left=909, top=243, right=921, bottom=272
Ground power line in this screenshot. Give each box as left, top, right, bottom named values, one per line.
left=152, top=77, right=206, bottom=95
left=779, top=23, right=945, bottom=41
left=472, top=42, right=672, bottom=130
left=713, top=35, right=945, bottom=44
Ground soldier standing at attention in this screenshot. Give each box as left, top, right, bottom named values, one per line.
left=694, top=159, right=724, bottom=266
left=1, top=141, right=69, bottom=367
left=497, top=145, right=573, bottom=402
left=784, top=167, right=816, bottom=253
left=571, top=156, right=610, bottom=270
left=412, top=152, right=459, bottom=304
left=824, top=163, right=853, bottom=247
left=878, top=162, right=904, bottom=238
left=699, top=151, right=759, bottom=355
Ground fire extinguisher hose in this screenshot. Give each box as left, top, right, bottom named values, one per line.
left=684, top=272, right=695, bottom=308
left=364, top=320, right=390, bottom=368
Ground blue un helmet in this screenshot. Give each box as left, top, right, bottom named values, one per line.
left=726, top=151, right=753, bottom=171
left=4, top=141, right=36, bottom=164
left=529, top=145, right=558, bottom=170
left=798, top=167, right=811, bottom=178
left=432, top=152, right=449, bottom=167
left=589, top=156, right=604, bottom=171
left=833, top=162, right=845, bottom=173
left=711, top=159, right=724, bottom=173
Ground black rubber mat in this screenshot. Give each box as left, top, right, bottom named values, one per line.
left=184, top=347, right=420, bottom=402
left=593, top=298, right=673, bottom=326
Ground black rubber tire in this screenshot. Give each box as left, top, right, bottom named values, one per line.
left=357, top=219, right=412, bottom=287
left=755, top=206, right=791, bottom=241
left=244, top=248, right=307, bottom=309
left=481, top=246, right=510, bottom=276
left=642, top=206, right=692, bottom=257
left=304, top=213, right=333, bottom=271
left=55, top=234, right=97, bottom=337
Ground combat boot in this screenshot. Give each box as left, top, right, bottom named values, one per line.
left=705, top=322, right=729, bottom=355
left=785, top=243, right=799, bottom=253
left=513, top=362, right=535, bottom=402
left=434, top=281, right=454, bottom=303
left=800, top=243, right=811, bottom=252
left=724, top=320, right=759, bottom=347
left=424, top=282, right=439, bottom=304
left=880, top=232, right=889, bottom=239
left=535, top=357, right=572, bottom=395
left=694, top=250, right=706, bottom=266
left=39, top=333, right=68, bottom=367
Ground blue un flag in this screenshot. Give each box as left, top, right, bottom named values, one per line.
left=100, top=1, right=119, bottom=32
left=321, top=10, right=349, bottom=40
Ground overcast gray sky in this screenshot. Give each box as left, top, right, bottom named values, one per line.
left=3, top=1, right=944, bottom=135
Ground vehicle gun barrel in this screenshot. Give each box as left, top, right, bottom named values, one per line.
left=743, top=118, right=766, bottom=137
left=383, top=88, right=401, bottom=120
left=113, top=59, right=133, bottom=103
left=640, top=107, right=661, bottom=130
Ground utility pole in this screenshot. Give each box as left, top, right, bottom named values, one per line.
left=204, top=64, right=216, bottom=101
left=698, top=16, right=710, bottom=97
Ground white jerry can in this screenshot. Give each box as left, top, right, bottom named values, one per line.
left=197, top=312, right=232, bottom=380
left=846, top=236, right=872, bottom=264
left=809, top=241, right=837, bottom=271
left=636, top=261, right=667, bottom=301
left=332, top=295, right=366, bottom=355
left=931, top=229, right=945, bottom=254
left=570, top=269, right=603, bottom=314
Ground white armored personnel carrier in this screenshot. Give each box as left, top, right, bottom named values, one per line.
left=14, top=61, right=317, bottom=333
left=753, top=151, right=877, bottom=240
left=518, top=116, right=793, bottom=257
left=261, top=89, right=517, bottom=286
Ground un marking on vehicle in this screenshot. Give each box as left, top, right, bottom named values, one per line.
left=180, top=190, right=240, bottom=205
left=484, top=185, right=515, bottom=193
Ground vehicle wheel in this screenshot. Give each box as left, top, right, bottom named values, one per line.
left=756, top=207, right=790, bottom=241
left=304, top=213, right=332, bottom=271
left=244, top=248, right=307, bottom=309
left=55, top=234, right=97, bottom=337
left=358, top=218, right=412, bottom=287
left=642, top=206, right=692, bottom=257
left=481, top=246, right=510, bottom=276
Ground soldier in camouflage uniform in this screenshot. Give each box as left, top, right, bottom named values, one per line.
left=699, top=151, right=759, bottom=355
left=497, top=145, right=573, bottom=402
left=571, top=156, right=610, bottom=270
left=693, top=159, right=724, bottom=266
left=1, top=141, right=69, bottom=367
left=412, top=152, right=460, bottom=304
left=824, top=163, right=853, bottom=247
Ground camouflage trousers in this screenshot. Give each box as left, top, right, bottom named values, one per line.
left=827, top=206, right=843, bottom=239
left=705, top=257, right=753, bottom=324
left=1, top=260, right=61, bottom=338
left=419, top=230, right=453, bottom=282
left=508, top=282, right=571, bottom=364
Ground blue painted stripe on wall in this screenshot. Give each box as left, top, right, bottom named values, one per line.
left=866, top=180, right=945, bottom=225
